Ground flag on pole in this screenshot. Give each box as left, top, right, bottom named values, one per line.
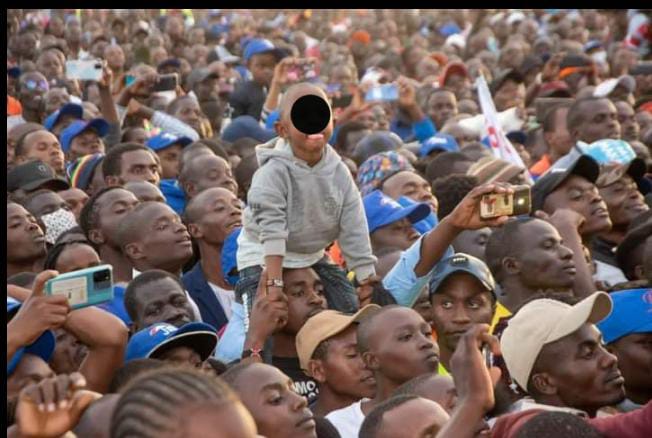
left=475, top=74, right=533, bottom=183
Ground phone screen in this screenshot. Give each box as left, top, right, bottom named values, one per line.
left=65, top=60, right=104, bottom=81
left=365, top=84, right=399, bottom=102
left=152, top=74, right=178, bottom=92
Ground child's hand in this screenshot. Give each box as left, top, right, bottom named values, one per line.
left=250, top=269, right=288, bottom=341
left=356, top=275, right=381, bottom=307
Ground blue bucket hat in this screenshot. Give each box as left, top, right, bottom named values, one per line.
left=363, top=190, right=430, bottom=234
left=7, top=298, right=56, bottom=376
left=597, top=289, right=652, bottom=344
left=146, top=132, right=193, bottom=152
left=221, top=115, right=276, bottom=143
left=60, top=118, right=110, bottom=153
left=44, top=103, right=83, bottom=131
left=125, top=322, right=218, bottom=362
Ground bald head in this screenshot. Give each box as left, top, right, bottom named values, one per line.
left=124, top=181, right=165, bottom=203
left=184, top=187, right=236, bottom=224
left=116, top=201, right=170, bottom=247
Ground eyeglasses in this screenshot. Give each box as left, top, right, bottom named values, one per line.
left=24, top=79, right=49, bottom=91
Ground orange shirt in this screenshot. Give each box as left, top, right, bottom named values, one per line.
left=7, top=95, right=22, bottom=116
left=529, top=154, right=551, bottom=178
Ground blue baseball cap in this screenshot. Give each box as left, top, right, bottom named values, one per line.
left=429, top=253, right=496, bottom=298
left=597, top=289, right=652, bottom=344
left=222, top=115, right=276, bottom=143
left=44, top=103, right=83, bottom=131
left=125, top=322, right=218, bottom=362
left=222, top=227, right=242, bottom=286
left=8, top=66, right=21, bottom=79
left=420, top=134, right=459, bottom=157
left=363, top=190, right=431, bottom=234
left=60, top=118, right=110, bottom=153
left=243, top=38, right=287, bottom=63
left=7, top=298, right=56, bottom=376
left=146, top=132, right=193, bottom=152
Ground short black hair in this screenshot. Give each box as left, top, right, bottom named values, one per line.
left=485, top=217, right=536, bottom=283
left=79, top=186, right=124, bottom=242
left=616, top=223, right=652, bottom=280
left=234, top=154, right=258, bottom=202
left=567, top=97, right=608, bottom=134
left=221, top=361, right=256, bottom=390
left=20, top=188, right=57, bottom=215
left=107, top=358, right=168, bottom=394
left=335, top=121, right=367, bottom=153
left=115, top=201, right=162, bottom=248
left=513, top=411, right=603, bottom=438
left=124, top=269, right=186, bottom=322
left=356, top=305, right=397, bottom=354
left=425, top=152, right=471, bottom=183
left=102, top=142, right=151, bottom=178
left=178, top=142, right=213, bottom=174
left=392, top=373, right=437, bottom=398
left=192, top=138, right=229, bottom=161
left=542, top=102, right=572, bottom=133
left=15, top=128, right=48, bottom=157
left=43, top=239, right=95, bottom=271
left=431, top=174, right=479, bottom=219
left=359, top=395, right=419, bottom=438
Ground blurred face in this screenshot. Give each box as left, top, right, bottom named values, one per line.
left=452, top=228, right=491, bottom=261
left=598, top=175, right=648, bottom=227
left=413, top=287, right=434, bottom=326
left=445, top=73, right=472, bottom=100
left=430, top=274, right=494, bottom=353
left=371, top=218, right=419, bottom=252
left=311, top=326, right=376, bottom=399
left=131, top=204, right=193, bottom=271
left=382, top=171, right=438, bottom=214
left=7, top=203, right=46, bottom=265
left=282, top=268, right=328, bottom=335
left=124, top=181, right=165, bottom=203
left=133, top=277, right=194, bottom=332
left=427, top=91, right=458, bottom=130
left=104, top=45, right=125, bottom=71
left=615, top=101, right=640, bottom=142
left=37, top=50, right=64, bottom=81
left=123, top=128, right=148, bottom=144
left=235, top=364, right=317, bottom=438
left=608, top=333, right=652, bottom=404
left=155, top=345, right=203, bottom=368
left=177, top=402, right=258, bottom=438
left=377, top=398, right=450, bottom=438
left=24, top=191, right=68, bottom=219
left=545, top=107, right=573, bottom=157
left=19, top=130, right=65, bottom=174
left=534, top=324, right=625, bottom=413
left=494, top=79, right=526, bottom=111
left=249, top=52, right=277, bottom=87
left=573, top=99, right=621, bottom=143
left=55, top=243, right=100, bottom=273
left=277, top=89, right=334, bottom=165
left=7, top=354, right=56, bottom=398
left=172, top=98, right=203, bottom=133
left=156, top=144, right=183, bottom=180
left=117, top=150, right=161, bottom=185
left=50, top=328, right=88, bottom=375
left=365, top=307, right=439, bottom=384
left=69, top=129, right=105, bottom=161
left=44, top=88, right=70, bottom=115
left=187, top=155, right=237, bottom=198
left=512, top=220, right=576, bottom=289
left=188, top=188, right=242, bottom=245
left=544, top=175, right=612, bottom=236
left=19, top=72, right=49, bottom=110
left=93, top=189, right=139, bottom=248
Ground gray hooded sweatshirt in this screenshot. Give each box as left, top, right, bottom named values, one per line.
left=237, top=137, right=376, bottom=280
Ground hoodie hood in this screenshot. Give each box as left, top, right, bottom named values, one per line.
left=255, top=137, right=342, bottom=175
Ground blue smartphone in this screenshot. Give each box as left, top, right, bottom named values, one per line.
left=45, top=265, right=114, bottom=310
left=365, top=84, right=399, bottom=102
left=125, top=75, right=136, bottom=87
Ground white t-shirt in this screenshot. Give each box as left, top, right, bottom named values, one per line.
left=325, top=399, right=369, bottom=438
left=208, top=282, right=236, bottom=320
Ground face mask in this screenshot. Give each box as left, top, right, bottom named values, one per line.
left=592, top=51, right=607, bottom=65
left=41, top=208, right=78, bottom=245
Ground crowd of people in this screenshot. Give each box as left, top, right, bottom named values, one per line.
left=6, top=8, right=652, bottom=438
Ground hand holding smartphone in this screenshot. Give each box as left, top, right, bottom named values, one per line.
left=480, top=185, right=531, bottom=219
left=65, top=60, right=104, bottom=81
left=45, top=265, right=114, bottom=310
left=365, top=83, right=399, bottom=102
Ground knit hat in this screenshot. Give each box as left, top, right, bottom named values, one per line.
left=66, top=153, right=105, bottom=191
left=356, top=151, right=414, bottom=196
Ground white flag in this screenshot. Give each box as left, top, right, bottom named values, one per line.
left=475, top=75, right=532, bottom=183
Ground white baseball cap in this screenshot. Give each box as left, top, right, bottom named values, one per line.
left=500, top=292, right=613, bottom=391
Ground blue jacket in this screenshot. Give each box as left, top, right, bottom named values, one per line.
left=181, top=262, right=229, bottom=332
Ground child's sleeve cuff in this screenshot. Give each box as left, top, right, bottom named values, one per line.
left=263, top=239, right=286, bottom=256
left=354, top=264, right=376, bottom=282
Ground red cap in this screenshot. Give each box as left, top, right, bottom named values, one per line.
left=440, top=61, right=470, bottom=86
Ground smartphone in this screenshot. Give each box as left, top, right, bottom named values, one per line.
left=152, top=73, right=178, bottom=92
left=65, top=60, right=104, bottom=81
left=124, top=75, right=136, bottom=87
left=45, top=265, right=114, bottom=310
left=326, top=83, right=342, bottom=94
left=287, top=61, right=318, bottom=82
left=365, top=84, right=399, bottom=102
left=480, top=185, right=531, bottom=219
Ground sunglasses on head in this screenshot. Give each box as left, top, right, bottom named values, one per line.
left=24, top=79, right=49, bottom=91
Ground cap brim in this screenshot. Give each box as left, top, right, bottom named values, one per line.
left=22, top=177, right=70, bottom=192
left=148, top=323, right=218, bottom=362
left=87, top=119, right=110, bottom=137
left=627, top=158, right=646, bottom=182
left=8, top=330, right=56, bottom=375
left=430, top=267, right=495, bottom=297
left=379, top=202, right=431, bottom=230
left=549, top=292, right=612, bottom=342
left=570, top=154, right=600, bottom=184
